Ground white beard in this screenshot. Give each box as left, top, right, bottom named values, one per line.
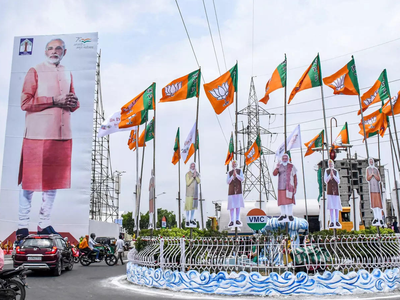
left=47, top=55, right=62, bottom=65
left=282, top=161, right=288, bottom=166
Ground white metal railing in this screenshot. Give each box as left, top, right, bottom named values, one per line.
left=128, top=234, right=400, bottom=274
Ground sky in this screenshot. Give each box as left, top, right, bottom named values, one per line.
left=1, top=0, right=400, bottom=224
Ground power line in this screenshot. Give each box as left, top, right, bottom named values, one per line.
left=175, top=0, right=201, bottom=68
left=202, top=0, right=221, bottom=75
left=203, top=0, right=235, bottom=134
left=212, top=0, right=227, bottom=70
left=174, top=0, right=228, bottom=145
left=256, top=36, right=400, bottom=77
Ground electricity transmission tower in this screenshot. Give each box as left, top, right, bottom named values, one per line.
left=90, top=51, right=119, bottom=222
left=237, top=77, right=276, bottom=201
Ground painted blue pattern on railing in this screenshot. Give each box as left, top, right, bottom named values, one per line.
left=126, top=262, right=400, bottom=296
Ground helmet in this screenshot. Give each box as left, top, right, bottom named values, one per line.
left=90, top=233, right=96, bottom=239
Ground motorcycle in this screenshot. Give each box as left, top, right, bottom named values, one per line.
left=79, top=245, right=117, bottom=266
left=0, top=266, right=28, bottom=300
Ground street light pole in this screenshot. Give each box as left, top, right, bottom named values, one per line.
left=155, top=192, right=166, bottom=228
left=113, top=170, right=126, bottom=220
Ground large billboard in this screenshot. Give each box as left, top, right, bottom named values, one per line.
left=0, top=33, right=98, bottom=244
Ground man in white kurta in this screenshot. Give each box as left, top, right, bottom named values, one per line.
left=185, top=162, right=200, bottom=228
left=366, top=158, right=384, bottom=226
left=226, top=160, right=244, bottom=227
left=324, top=159, right=342, bottom=228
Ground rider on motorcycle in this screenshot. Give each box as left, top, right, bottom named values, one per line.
left=89, top=233, right=102, bottom=262
left=79, top=235, right=91, bottom=254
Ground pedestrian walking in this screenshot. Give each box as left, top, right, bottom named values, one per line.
left=116, top=235, right=125, bottom=265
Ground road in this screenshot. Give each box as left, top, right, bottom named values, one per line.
left=3, top=255, right=400, bottom=300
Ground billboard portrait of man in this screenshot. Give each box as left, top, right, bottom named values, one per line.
left=17, top=38, right=80, bottom=238
left=0, top=33, right=98, bottom=244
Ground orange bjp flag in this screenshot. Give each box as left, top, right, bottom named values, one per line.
left=288, top=54, right=321, bottom=104
left=383, top=90, right=400, bottom=116
left=245, top=135, right=262, bottom=165
left=304, top=130, right=324, bottom=157
left=160, top=69, right=200, bottom=102
left=128, top=126, right=144, bottom=150
left=323, top=57, right=360, bottom=96
left=358, top=108, right=388, bottom=139
left=203, top=64, right=238, bottom=115
left=120, top=83, right=155, bottom=128
left=171, top=128, right=180, bottom=165
left=119, top=109, right=148, bottom=129
left=332, top=123, right=349, bottom=148
left=260, top=56, right=286, bottom=105
left=358, top=70, right=389, bottom=115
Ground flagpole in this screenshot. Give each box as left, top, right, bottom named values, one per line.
left=135, top=125, right=140, bottom=238
left=388, top=90, right=400, bottom=172
left=377, top=133, right=383, bottom=235
left=321, top=141, right=326, bottom=230
left=153, top=97, right=157, bottom=229
left=137, top=123, right=147, bottom=236
left=389, top=127, right=400, bottom=222
left=347, top=146, right=357, bottom=230
left=299, top=145, right=308, bottom=222
left=319, top=59, right=329, bottom=230
left=198, top=140, right=204, bottom=229
left=284, top=54, right=287, bottom=152
left=235, top=60, right=238, bottom=160
left=353, top=56, right=370, bottom=158
left=193, top=67, right=204, bottom=229
left=259, top=148, right=262, bottom=210
left=178, top=158, right=182, bottom=229
left=194, top=67, right=201, bottom=163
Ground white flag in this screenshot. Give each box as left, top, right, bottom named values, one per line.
left=181, top=122, right=196, bottom=164
left=97, top=111, right=135, bottom=138
left=275, top=124, right=302, bottom=159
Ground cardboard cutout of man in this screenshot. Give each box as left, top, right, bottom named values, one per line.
left=273, top=153, right=297, bottom=222
left=325, top=159, right=342, bottom=228
left=17, top=38, right=79, bottom=238
left=227, top=160, right=244, bottom=227
left=148, top=169, right=155, bottom=229
left=185, top=162, right=200, bottom=228
left=366, top=158, right=384, bottom=226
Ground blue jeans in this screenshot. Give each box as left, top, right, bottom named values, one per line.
left=91, top=248, right=100, bottom=259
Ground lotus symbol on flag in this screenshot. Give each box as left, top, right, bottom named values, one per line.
left=126, top=114, right=136, bottom=125
left=209, top=82, right=230, bottom=106
left=334, top=135, right=342, bottom=146
left=165, top=82, right=182, bottom=97
left=332, top=74, right=345, bottom=91
left=363, top=90, right=378, bottom=106
left=393, top=94, right=398, bottom=105
left=247, top=147, right=255, bottom=160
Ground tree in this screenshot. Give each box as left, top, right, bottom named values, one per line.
left=122, top=212, right=135, bottom=235
left=139, top=212, right=149, bottom=229
left=206, top=218, right=212, bottom=230
left=156, top=208, right=177, bottom=229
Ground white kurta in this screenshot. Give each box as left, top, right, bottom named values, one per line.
left=324, top=169, right=342, bottom=210
left=226, top=169, right=244, bottom=209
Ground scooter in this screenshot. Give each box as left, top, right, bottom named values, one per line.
left=71, top=245, right=80, bottom=263
left=0, top=266, right=28, bottom=300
